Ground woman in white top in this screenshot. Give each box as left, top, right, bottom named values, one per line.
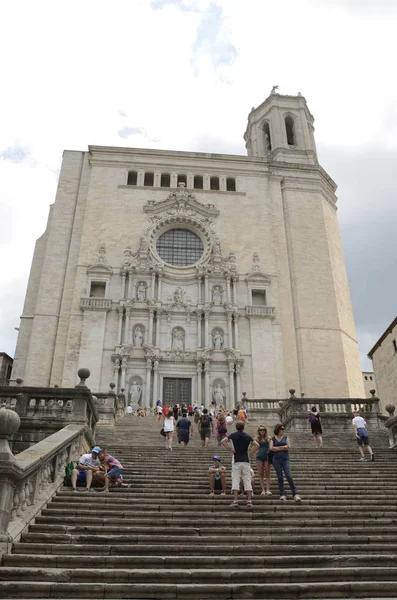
left=163, top=414, right=175, bottom=450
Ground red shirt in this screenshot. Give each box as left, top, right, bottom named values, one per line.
left=163, top=406, right=169, bottom=417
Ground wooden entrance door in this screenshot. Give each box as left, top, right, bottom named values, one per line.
left=163, top=378, right=191, bottom=405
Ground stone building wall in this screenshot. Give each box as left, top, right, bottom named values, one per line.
left=368, top=317, right=397, bottom=413
left=11, top=92, right=365, bottom=403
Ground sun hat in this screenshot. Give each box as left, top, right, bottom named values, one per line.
left=92, top=446, right=101, bottom=454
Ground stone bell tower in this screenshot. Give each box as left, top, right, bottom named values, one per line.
left=244, top=88, right=318, bottom=164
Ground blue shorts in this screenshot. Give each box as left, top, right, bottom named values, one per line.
left=357, top=435, right=369, bottom=447
left=77, top=471, right=87, bottom=483
left=106, top=467, right=124, bottom=479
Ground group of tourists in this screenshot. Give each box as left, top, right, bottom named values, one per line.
left=68, top=446, right=128, bottom=493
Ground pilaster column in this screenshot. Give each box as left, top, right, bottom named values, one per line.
left=145, top=359, right=152, bottom=408
left=121, top=358, right=127, bottom=392
left=204, top=361, right=210, bottom=407
left=187, top=173, right=194, bottom=188
left=114, top=359, right=121, bottom=390
left=154, top=172, right=161, bottom=187
left=227, top=314, right=233, bottom=349
left=151, top=272, right=156, bottom=300
left=121, top=271, right=127, bottom=299
left=233, top=313, right=239, bottom=350
left=148, top=309, right=154, bottom=346
left=226, top=276, right=231, bottom=303
left=157, top=273, right=162, bottom=300
left=137, top=170, right=145, bottom=186
left=197, top=313, right=202, bottom=348
left=124, top=308, right=131, bottom=344
left=170, top=172, right=177, bottom=187
left=204, top=275, right=209, bottom=303
left=117, top=307, right=123, bottom=346
left=167, top=315, right=171, bottom=348
left=155, top=311, right=161, bottom=347
left=228, top=362, right=235, bottom=409
left=152, top=360, right=159, bottom=406
left=197, top=276, right=202, bottom=303
left=232, top=277, right=237, bottom=304
left=196, top=362, right=202, bottom=406
left=127, top=270, right=134, bottom=299
left=186, top=315, right=191, bottom=350
left=235, top=363, right=241, bottom=407
left=204, top=311, right=209, bottom=348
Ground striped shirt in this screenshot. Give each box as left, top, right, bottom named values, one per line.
left=102, top=454, right=123, bottom=470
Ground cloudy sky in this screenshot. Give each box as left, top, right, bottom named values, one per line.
left=1, top=0, right=396, bottom=372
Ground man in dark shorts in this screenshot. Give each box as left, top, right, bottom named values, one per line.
left=177, top=411, right=191, bottom=446
left=199, top=408, right=214, bottom=447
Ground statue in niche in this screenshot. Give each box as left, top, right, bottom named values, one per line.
left=123, top=247, right=132, bottom=266
left=213, top=330, right=224, bottom=350
left=134, top=326, right=144, bottom=347
left=129, top=381, right=141, bottom=406
left=213, top=383, right=225, bottom=406
left=212, top=286, right=222, bottom=305
left=173, top=286, right=185, bottom=305
left=137, top=282, right=146, bottom=301
left=172, top=329, right=184, bottom=350
left=264, top=132, right=270, bottom=150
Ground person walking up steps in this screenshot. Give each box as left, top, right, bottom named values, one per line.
left=352, top=409, right=374, bottom=461
left=255, top=426, right=272, bottom=496
left=222, top=421, right=258, bottom=508
left=269, top=424, right=301, bottom=502
left=163, top=411, right=175, bottom=451
left=177, top=411, right=191, bottom=446
left=199, top=408, right=214, bottom=448
left=309, top=406, right=323, bottom=447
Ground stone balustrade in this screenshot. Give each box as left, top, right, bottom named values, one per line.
left=0, top=369, right=98, bottom=452
left=383, top=404, right=397, bottom=449
left=79, top=297, right=112, bottom=311
left=245, top=305, right=275, bottom=318
left=0, top=407, right=92, bottom=558
left=94, top=384, right=127, bottom=425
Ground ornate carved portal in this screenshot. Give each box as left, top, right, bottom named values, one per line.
left=112, top=185, right=243, bottom=408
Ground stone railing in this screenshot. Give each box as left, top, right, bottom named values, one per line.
left=383, top=404, right=397, bottom=449
left=94, top=384, right=127, bottom=426
left=0, top=407, right=93, bottom=557
left=80, top=297, right=112, bottom=311
left=278, top=390, right=384, bottom=432
left=245, top=306, right=275, bottom=318
left=0, top=368, right=98, bottom=452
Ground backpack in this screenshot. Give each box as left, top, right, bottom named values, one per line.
left=217, top=423, right=227, bottom=435
left=309, top=413, right=318, bottom=424
left=63, top=460, right=78, bottom=486
left=201, top=414, right=211, bottom=428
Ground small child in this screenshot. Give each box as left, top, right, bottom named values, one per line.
left=208, top=455, right=226, bottom=496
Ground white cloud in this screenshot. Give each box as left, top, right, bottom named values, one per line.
left=1, top=0, right=396, bottom=377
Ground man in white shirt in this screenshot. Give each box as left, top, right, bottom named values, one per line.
left=225, top=413, right=233, bottom=425
left=352, top=410, right=374, bottom=462
left=71, top=446, right=101, bottom=491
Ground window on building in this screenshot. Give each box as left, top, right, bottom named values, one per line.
left=156, top=229, right=204, bottom=266
left=177, top=174, right=187, bottom=186
left=127, top=171, right=138, bottom=185
left=251, top=290, right=266, bottom=306
left=89, top=281, right=106, bottom=298
left=393, top=339, right=397, bottom=352
left=144, top=172, right=154, bottom=186
left=6, top=365, right=12, bottom=381
left=370, top=376, right=373, bottom=380
left=210, top=176, right=220, bottom=191
left=364, top=376, right=368, bottom=381
left=226, top=178, right=236, bottom=192
left=161, top=173, right=170, bottom=187
left=194, top=175, right=203, bottom=189
left=285, top=115, right=295, bottom=146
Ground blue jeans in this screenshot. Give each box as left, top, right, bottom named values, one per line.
left=272, top=456, right=297, bottom=496
left=106, top=467, right=124, bottom=479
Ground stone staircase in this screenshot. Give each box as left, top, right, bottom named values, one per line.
left=1, top=415, right=397, bottom=599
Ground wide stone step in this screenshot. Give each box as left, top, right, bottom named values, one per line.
left=27, top=523, right=397, bottom=536
left=2, top=565, right=397, bottom=584
left=19, top=531, right=397, bottom=544
left=13, top=542, right=397, bottom=556
left=1, top=579, right=397, bottom=598
left=5, top=553, right=397, bottom=569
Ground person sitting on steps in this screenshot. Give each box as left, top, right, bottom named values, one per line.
left=71, top=446, right=101, bottom=492
left=208, top=455, right=226, bottom=496
left=94, top=450, right=127, bottom=492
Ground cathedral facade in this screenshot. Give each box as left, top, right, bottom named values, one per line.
left=12, top=92, right=365, bottom=405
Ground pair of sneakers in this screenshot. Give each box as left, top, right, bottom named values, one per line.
left=280, top=494, right=301, bottom=502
